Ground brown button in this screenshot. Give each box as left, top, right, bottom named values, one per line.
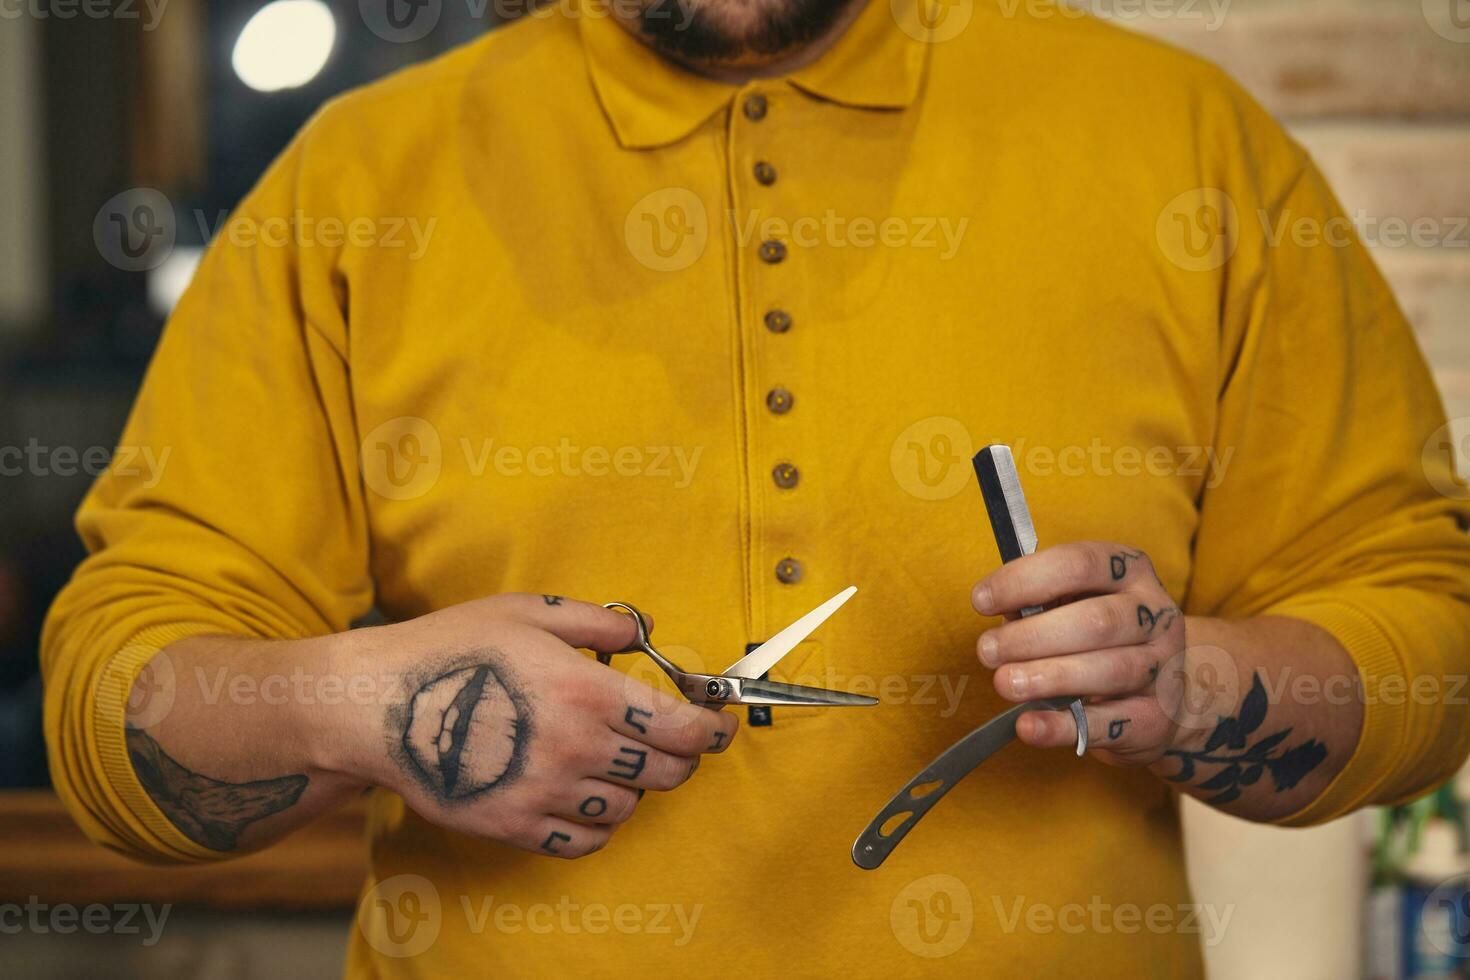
left=772, top=463, right=799, bottom=489
left=764, top=309, right=792, bottom=333
left=775, top=557, right=804, bottom=584
left=766, top=387, right=794, bottom=414
left=758, top=240, right=787, bottom=264
left=743, top=94, right=768, bottom=121
left=753, top=161, right=777, bottom=186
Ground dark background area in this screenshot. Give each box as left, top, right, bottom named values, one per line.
left=0, top=0, right=521, bottom=788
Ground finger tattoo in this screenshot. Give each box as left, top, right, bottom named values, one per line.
left=1110, top=550, right=1146, bottom=582
left=606, top=746, right=648, bottom=780
left=623, top=706, right=653, bottom=735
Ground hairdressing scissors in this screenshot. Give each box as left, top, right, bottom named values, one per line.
left=600, top=587, right=877, bottom=708
left=851, top=445, right=1086, bottom=870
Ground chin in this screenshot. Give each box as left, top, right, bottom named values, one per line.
left=638, top=0, right=857, bottom=64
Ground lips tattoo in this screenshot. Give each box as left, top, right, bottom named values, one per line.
left=395, top=657, right=532, bottom=802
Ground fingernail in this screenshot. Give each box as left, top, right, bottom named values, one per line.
left=973, top=583, right=994, bottom=614
left=1009, top=671, right=1032, bottom=699
left=979, top=633, right=1000, bottom=667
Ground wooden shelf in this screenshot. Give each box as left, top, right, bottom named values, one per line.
left=0, top=790, right=368, bottom=909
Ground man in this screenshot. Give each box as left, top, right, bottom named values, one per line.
left=42, top=0, right=1470, bottom=974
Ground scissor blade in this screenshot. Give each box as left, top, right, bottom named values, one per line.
left=722, top=585, right=858, bottom=680
left=974, top=446, right=1038, bottom=561
left=734, top=677, right=878, bottom=707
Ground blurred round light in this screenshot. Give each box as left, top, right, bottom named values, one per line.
left=231, top=0, right=336, bottom=93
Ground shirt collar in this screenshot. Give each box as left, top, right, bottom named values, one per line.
left=579, top=0, right=929, bottom=150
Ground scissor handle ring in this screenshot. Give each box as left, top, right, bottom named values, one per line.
left=599, top=601, right=658, bottom=667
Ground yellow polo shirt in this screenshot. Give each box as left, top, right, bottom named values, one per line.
left=42, top=0, right=1470, bottom=975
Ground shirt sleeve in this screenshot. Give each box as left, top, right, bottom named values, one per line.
left=1184, top=132, right=1470, bottom=827
left=39, top=122, right=374, bottom=863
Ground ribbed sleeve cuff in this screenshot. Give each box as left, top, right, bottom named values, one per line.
left=93, top=622, right=237, bottom=862
left=1266, top=599, right=1407, bottom=827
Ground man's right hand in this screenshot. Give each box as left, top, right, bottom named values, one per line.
left=323, top=593, right=739, bottom=859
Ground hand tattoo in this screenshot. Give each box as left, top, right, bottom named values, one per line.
left=389, top=655, right=533, bottom=803
left=708, top=731, right=726, bottom=750
left=578, top=796, right=608, bottom=817
left=541, top=831, right=571, bottom=854
left=606, top=746, right=648, bottom=781
left=542, top=595, right=563, bottom=606
left=1163, top=673, right=1328, bottom=806
left=1107, top=718, right=1130, bottom=740
left=1110, top=550, right=1146, bottom=581
left=623, top=706, right=652, bottom=735
left=1137, top=604, right=1179, bottom=634
left=125, top=727, right=307, bottom=852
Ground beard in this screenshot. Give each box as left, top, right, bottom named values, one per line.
left=636, top=0, right=860, bottom=64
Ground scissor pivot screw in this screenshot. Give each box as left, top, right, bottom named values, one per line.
left=705, top=679, right=732, bottom=701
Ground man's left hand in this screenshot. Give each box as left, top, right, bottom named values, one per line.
left=971, top=541, right=1184, bottom=766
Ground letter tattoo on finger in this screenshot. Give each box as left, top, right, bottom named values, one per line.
left=623, top=706, right=653, bottom=735
left=606, top=746, right=648, bottom=781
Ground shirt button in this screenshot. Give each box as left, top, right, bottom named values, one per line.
left=766, top=387, right=794, bottom=414
left=764, top=309, right=792, bottom=333
left=743, top=94, right=768, bottom=121
left=772, top=463, right=800, bottom=489
left=775, top=557, right=804, bottom=584
left=759, top=240, right=787, bottom=264
left=753, top=161, right=777, bottom=186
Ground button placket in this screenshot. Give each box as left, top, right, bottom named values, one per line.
left=741, top=89, right=805, bottom=588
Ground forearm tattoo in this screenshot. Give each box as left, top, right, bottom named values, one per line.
left=125, top=727, right=307, bottom=851
left=1163, top=673, right=1328, bottom=806
left=388, top=654, right=533, bottom=803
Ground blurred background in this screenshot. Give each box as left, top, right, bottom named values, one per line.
left=0, top=0, right=1466, bottom=976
